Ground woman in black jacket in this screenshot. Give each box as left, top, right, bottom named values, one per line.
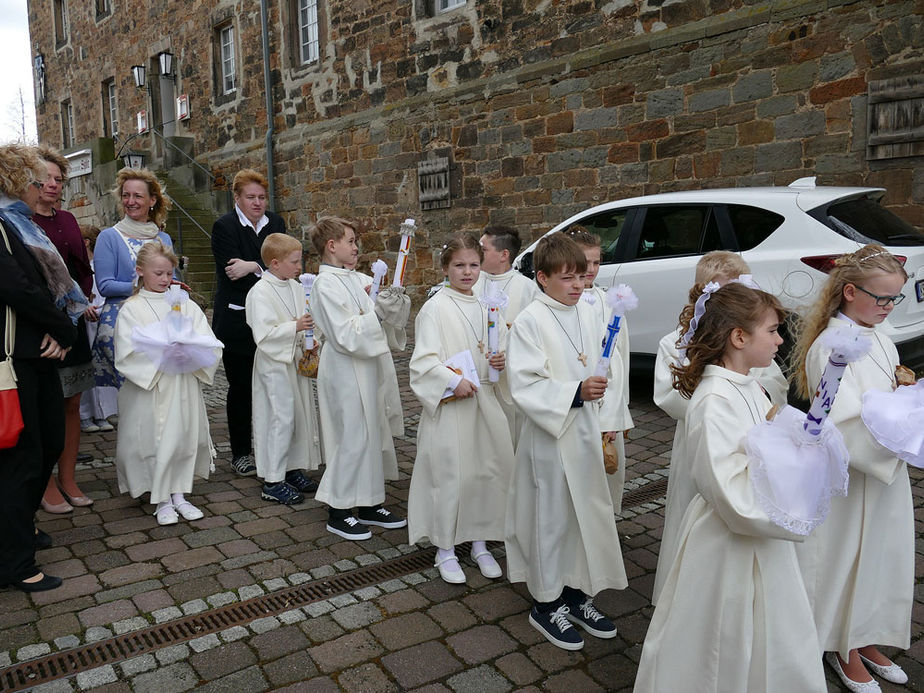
left=0, top=144, right=82, bottom=592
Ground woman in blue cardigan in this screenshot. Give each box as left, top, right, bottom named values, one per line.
left=92, top=168, right=173, bottom=387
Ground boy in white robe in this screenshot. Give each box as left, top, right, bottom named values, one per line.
left=308, top=217, right=407, bottom=541
left=245, top=233, right=322, bottom=505
left=506, top=233, right=627, bottom=652
left=472, top=225, right=539, bottom=445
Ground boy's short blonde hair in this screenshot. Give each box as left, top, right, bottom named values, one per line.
left=694, top=251, right=749, bottom=285
left=309, top=216, right=354, bottom=256
left=261, top=232, right=303, bottom=264
left=534, top=232, right=587, bottom=282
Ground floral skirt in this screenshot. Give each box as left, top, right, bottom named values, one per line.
left=92, top=300, right=125, bottom=388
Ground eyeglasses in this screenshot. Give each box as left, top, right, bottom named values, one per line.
left=854, top=284, right=905, bottom=306
left=29, top=180, right=43, bottom=189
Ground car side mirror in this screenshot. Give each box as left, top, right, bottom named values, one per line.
left=518, top=251, right=535, bottom=279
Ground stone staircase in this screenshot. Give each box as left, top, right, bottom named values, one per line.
left=160, top=172, right=220, bottom=306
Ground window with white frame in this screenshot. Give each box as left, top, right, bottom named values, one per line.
left=219, top=24, right=236, bottom=94
left=54, top=0, right=69, bottom=46
left=61, top=100, right=74, bottom=148
left=298, top=0, right=320, bottom=65
left=102, top=79, right=118, bottom=137
left=437, top=0, right=466, bottom=12
left=96, top=0, right=111, bottom=19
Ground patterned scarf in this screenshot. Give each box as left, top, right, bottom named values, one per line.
left=0, top=198, right=89, bottom=324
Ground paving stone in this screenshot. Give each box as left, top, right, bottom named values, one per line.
left=119, top=654, right=157, bottom=677
left=78, top=600, right=138, bottom=629
left=151, top=606, right=182, bottom=623
left=428, top=602, right=478, bottom=633
left=131, top=662, right=198, bottom=693
left=371, top=612, right=443, bottom=651
left=94, top=579, right=165, bottom=605
left=543, top=669, right=605, bottom=692
left=131, top=589, right=174, bottom=613
left=31, top=574, right=101, bottom=605
left=279, top=608, right=307, bottom=625
left=16, top=642, right=51, bottom=661
left=354, top=586, right=382, bottom=600
left=250, top=616, right=281, bottom=634
left=39, top=613, right=82, bottom=643
left=154, top=643, right=190, bottom=665
left=250, top=624, right=309, bottom=661
left=112, top=616, right=149, bottom=635
left=263, top=650, right=319, bottom=687
left=378, top=588, right=428, bottom=614
left=189, top=633, right=221, bottom=652
left=329, top=593, right=358, bottom=608
left=162, top=547, right=224, bottom=573
left=332, top=601, right=384, bottom=630
left=54, top=634, right=81, bottom=650
left=338, top=662, right=399, bottom=693
left=446, top=625, right=517, bottom=664
left=76, top=664, right=118, bottom=690
left=182, top=526, right=241, bottom=548
left=382, top=641, right=463, bottom=689
left=301, top=614, right=346, bottom=644
left=83, top=627, right=113, bottom=643
left=124, top=538, right=187, bottom=562
left=190, top=640, right=256, bottom=679
left=446, top=664, right=512, bottom=693
left=219, top=625, right=249, bottom=642
left=96, top=563, right=163, bottom=588
left=462, top=586, right=530, bottom=621
left=495, top=652, right=543, bottom=685
left=527, top=642, right=584, bottom=673
left=274, top=676, right=340, bottom=692
left=308, top=630, right=385, bottom=673
left=31, top=680, right=75, bottom=693
left=305, top=600, right=334, bottom=617
left=238, top=584, right=265, bottom=600
left=180, top=598, right=208, bottom=615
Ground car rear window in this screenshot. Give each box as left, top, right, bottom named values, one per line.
left=569, top=209, right=630, bottom=263
left=727, top=205, right=784, bottom=250
left=635, top=205, right=715, bottom=260
left=822, top=197, right=924, bottom=246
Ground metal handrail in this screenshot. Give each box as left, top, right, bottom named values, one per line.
left=166, top=195, right=211, bottom=239
left=149, top=128, right=217, bottom=185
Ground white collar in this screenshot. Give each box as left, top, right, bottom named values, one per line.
left=235, top=205, right=268, bottom=235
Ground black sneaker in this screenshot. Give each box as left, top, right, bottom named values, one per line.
left=529, top=605, right=584, bottom=651
left=261, top=481, right=304, bottom=505
left=326, top=515, right=372, bottom=540
left=357, top=506, right=407, bottom=529
left=285, top=470, right=318, bottom=494
left=563, top=598, right=617, bottom=638
left=231, top=454, right=257, bottom=477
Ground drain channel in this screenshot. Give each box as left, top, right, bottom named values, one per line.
left=0, top=478, right=670, bottom=691
left=0, top=547, right=437, bottom=692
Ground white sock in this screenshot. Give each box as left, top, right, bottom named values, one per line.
left=155, top=500, right=172, bottom=514
left=471, top=540, right=487, bottom=557
left=436, top=547, right=457, bottom=563
left=171, top=493, right=186, bottom=507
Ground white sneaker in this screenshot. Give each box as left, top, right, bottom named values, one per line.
left=94, top=418, right=114, bottom=432
left=434, top=553, right=466, bottom=584
left=80, top=419, right=100, bottom=433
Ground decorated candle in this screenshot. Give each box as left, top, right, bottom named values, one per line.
left=369, top=259, right=388, bottom=302
left=391, top=218, right=416, bottom=288
left=593, top=284, right=638, bottom=378
left=298, top=273, right=316, bottom=350
left=803, top=325, right=872, bottom=436
left=479, top=281, right=509, bottom=383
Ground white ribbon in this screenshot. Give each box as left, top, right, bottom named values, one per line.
left=677, top=281, right=720, bottom=358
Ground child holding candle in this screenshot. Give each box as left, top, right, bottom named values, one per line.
left=408, top=234, right=513, bottom=584
left=650, top=251, right=787, bottom=606
left=245, top=233, right=321, bottom=505
left=635, top=282, right=834, bottom=692
left=505, top=233, right=625, bottom=651
left=791, top=244, right=912, bottom=690
left=566, top=227, right=634, bottom=512
left=114, top=241, right=222, bottom=526
left=308, top=217, right=406, bottom=540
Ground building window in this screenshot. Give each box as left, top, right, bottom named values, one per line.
left=298, top=0, right=320, bottom=65
left=96, top=0, right=112, bottom=20
left=61, top=100, right=74, bottom=148
left=54, top=0, right=69, bottom=46
left=218, top=24, right=236, bottom=95
left=102, top=79, right=118, bottom=137
left=437, top=0, right=466, bottom=12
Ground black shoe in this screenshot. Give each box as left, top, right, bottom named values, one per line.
left=261, top=481, right=304, bottom=505
left=34, top=529, right=52, bottom=550
left=76, top=452, right=93, bottom=463
left=326, top=515, right=372, bottom=540
left=529, top=604, right=584, bottom=651
left=562, top=596, right=618, bottom=638
left=8, top=573, right=62, bottom=593
left=231, top=454, right=257, bottom=477
left=357, top=506, right=407, bottom=529
left=285, top=470, right=318, bottom=494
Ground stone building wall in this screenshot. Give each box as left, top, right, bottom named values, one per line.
left=29, top=0, right=924, bottom=296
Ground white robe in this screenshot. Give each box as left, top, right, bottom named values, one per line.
left=407, top=287, right=515, bottom=548
left=797, top=317, right=913, bottom=657
left=505, top=291, right=627, bottom=602
left=114, top=289, right=220, bottom=504
left=246, top=273, right=322, bottom=483
left=635, top=366, right=826, bottom=693
left=651, top=328, right=788, bottom=605
left=582, top=286, right=634, bottom=513
left=308, top=265, right=403, bottom=508
left=473, top=269, right=539, bottom=445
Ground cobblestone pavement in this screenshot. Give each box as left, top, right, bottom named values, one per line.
left=1, top=344, right=922, bottom=692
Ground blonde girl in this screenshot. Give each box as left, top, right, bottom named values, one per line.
left=791, top=244, right=912, bottom=690
left=635, top=283, right=829, bottom=692
left=114, top=241, right=222, bottom=526
left=407, top=233, right=513, bottom=584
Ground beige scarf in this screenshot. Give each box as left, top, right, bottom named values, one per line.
left=114, top=216, right=160, bottom=240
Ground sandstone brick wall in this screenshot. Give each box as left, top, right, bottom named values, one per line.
left=29, top=0, right=924, bottom=297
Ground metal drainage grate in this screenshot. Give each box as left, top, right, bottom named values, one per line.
left=622, top=477, right=668, bottom=508
left=0, top=547, right=438, bottom=692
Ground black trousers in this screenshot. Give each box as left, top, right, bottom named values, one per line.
left=0, top=359, right=64, bottom=583
left=222, top=348, right=255, bottom=459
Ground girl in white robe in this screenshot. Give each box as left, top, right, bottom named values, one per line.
left=635, top=282, right=829, bottom=693
left=791, top=244, right=913, bottom=689
left=409, top=234, right=514, bottom=584
left=506, top=233, right=626, bottom=652
left=114, top=241, right=221, bottom=526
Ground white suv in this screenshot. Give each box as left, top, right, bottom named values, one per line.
left=515, top=178, right=924, bottom=370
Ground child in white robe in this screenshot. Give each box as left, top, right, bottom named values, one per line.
left=651, top=251, right=787, bottom=606
left=791, top=244, right=913, bottom=690
left=567, top=227, right=633, bottom=514
left=245, top=233, right=322, bottom=506
left=635, top=282, right=829, bottom=693
left=308, top=216, right=406, bottom=541
left=408, top=234, right=514, bottom=585
left=114, top=241, right=221, bottom=526
left=506, top=233, right=626, bottom=652
left=472, top=225, right=539, bottom=445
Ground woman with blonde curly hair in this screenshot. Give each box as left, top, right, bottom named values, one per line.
left=791, top=244, right=913, bottom=690
left=91, top=168, right=175, bottom=389
left=0, top=143, right=84, bottom=591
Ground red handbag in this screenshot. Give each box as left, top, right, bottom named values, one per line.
left=0, top=224, right=23, bottom=449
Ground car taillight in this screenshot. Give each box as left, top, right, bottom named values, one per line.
left=801, top=253, right=906, bottom=274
